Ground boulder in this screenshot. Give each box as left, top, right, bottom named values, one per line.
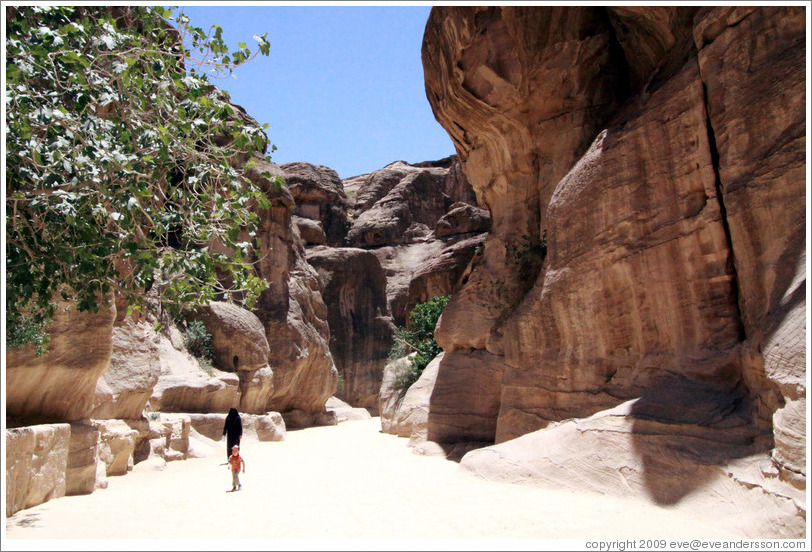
left=325, top=396, right=373, bottom=423
left=397, top=353, right=443, bottom=444
left=150, top=330, right=241, bottom=413
left=6, top=424, right=70, bottom=516
left=91, top=419, right=139, bottom=476
left=379, top=356, right=413, bottom=435
left=254, top=412, right=287, bottom=441
left=434, top=203, right=491, bottom=238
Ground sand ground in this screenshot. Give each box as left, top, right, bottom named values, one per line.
left=5, top=417, right=743, bottom=549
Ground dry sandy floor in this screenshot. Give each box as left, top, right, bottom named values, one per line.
left=5, top=417, right=742, bottom=549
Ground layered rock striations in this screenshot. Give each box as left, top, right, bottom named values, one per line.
left=422, top=5, right=805, bottom=537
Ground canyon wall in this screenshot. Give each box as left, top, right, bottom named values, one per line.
left=422, top=6, right=805, bottom=537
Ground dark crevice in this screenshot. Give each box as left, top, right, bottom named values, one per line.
left=701, top=81, right=746, bottom=343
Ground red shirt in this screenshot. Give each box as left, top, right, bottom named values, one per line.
left=229, top=453, right=243, bottom=471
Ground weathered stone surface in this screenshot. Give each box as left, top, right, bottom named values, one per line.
left=160, top=414, right=191, bottom=461
left=283, top=162, right=351, bottom=247
left=188, top=301, right=270, bottom=374
left=695, top=5, right=807, bottom=486
left=347, top=170, right=453, bottom=248
left=379, top=356, right=412, bottom=435
left=282, top=409, right=338, bottom=430
left=293, top=215, right=327, bottom=246
left=326, top=396, right=373, bottom=423
left=460, top=399, right=805, bottom=538
left=150, top=331, right=241, bottom=413
left=253, top=412, right=287, bottom=441
left=427, top=350, right=507, bottom=444
left=398, top=353, right=443, bottom=445
left=306, top=247, right=396, bottom=413
left=66, top=422, right=100, bottom=496
left=91, top=419, right=138, bottom=476
left=434, top=203, right=491, bottom=238
left=404, top=234, right=484, bottom=319
left=92, top=317, right=160, bottom=420
left=6, top=424, right=70, bottom=516
left=186, top=412, right=287, bottom=443
left=371, top=240, right=447, bottom=327
left=422, top=5, right=805, bottom=536
left=186, top=302, right=275, bottom=414
left=7, top=301, right=116, bottom=422
left=245, top=159, right=338, bottom=416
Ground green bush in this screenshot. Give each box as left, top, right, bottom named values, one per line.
left=183, top=320, right=214, bottom=362
left=391, top=294, right=450, bottom=390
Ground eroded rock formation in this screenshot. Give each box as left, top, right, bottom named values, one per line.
left=306, top=247, right=395, bottom=413
left=422, top=5, right=806, bottom=537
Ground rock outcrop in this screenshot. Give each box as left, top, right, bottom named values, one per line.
left=7, top=301, right=116, bottom=423
left=306, top=247, right=396, bottom=413
left=91, top=315, right=160, bottom=420
left=283, top=162, right=351, bottom=247
left=421, top=5, right=806, bottom=537
left=6, top=424, right=70, bottom=517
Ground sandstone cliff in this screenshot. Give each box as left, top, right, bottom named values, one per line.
left=285, top=157, right=489, bottom=413
left=422, top=5, right=806, bottom=537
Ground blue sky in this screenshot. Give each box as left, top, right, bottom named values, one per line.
left=179, top=4, right=456, bottom=179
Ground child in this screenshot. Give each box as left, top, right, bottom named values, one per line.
left=228, top=444, right=246, bottom=491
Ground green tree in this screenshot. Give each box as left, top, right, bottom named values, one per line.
left=5, top=6, right=280, bottom=348
left=391, top=294, right=451, bottom=389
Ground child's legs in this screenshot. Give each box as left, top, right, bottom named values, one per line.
left=232, top=468, right=240, bottom=488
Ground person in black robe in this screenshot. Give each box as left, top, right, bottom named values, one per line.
left=222, top=407, right=243, bottom=460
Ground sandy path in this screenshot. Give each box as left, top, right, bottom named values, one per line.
left=5, top=417, right=741, bottom=546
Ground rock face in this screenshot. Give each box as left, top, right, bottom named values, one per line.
left=283, top=162, right=351, bottom=247
left=6, top=301, right=116, bottom=423
left=247, top=159, right=339, bottom=415
left=6, top=424, right=70, bottom=516
left=422, top=5, right=805, bottom=537
left=380, top=353, right=443, bottom=444
left=306, top=247, right=396, bottom=413
left=91, top=316, right=160, bottom=420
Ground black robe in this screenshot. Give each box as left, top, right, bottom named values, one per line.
left=222, top=408, right=243, bottom=459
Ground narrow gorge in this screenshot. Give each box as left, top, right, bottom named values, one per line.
left=5, top=5, right=806, bottom=540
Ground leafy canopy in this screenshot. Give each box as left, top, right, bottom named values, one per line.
left=5, top=6, right=279, bottom=345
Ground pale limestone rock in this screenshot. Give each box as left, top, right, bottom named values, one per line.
left=254, top=412, right=287, bottom=441
left=91, top=419, right=138, bottom=476
left=379, top=356, right=413, bottom=435
left=91, top=317, right=160, bottom=420
left=160, top=414, right=191, bottom=461
left=66, top=422, right=100, bottom=495
left=6, top=424, right=70, bottom=516
left=398, top=353, right=442, bottom=444
left=460, top=399, right=805, bottom=538
left=6, top=301, right=116, bottom=422
left=325, top=396, right=372, bottom=423
left=150, top=330, right=241, bottom=413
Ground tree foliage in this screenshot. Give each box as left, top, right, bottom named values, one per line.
left=390, top=295, right=451, bottom=389
left=5, top=6, right=279, bottom=346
